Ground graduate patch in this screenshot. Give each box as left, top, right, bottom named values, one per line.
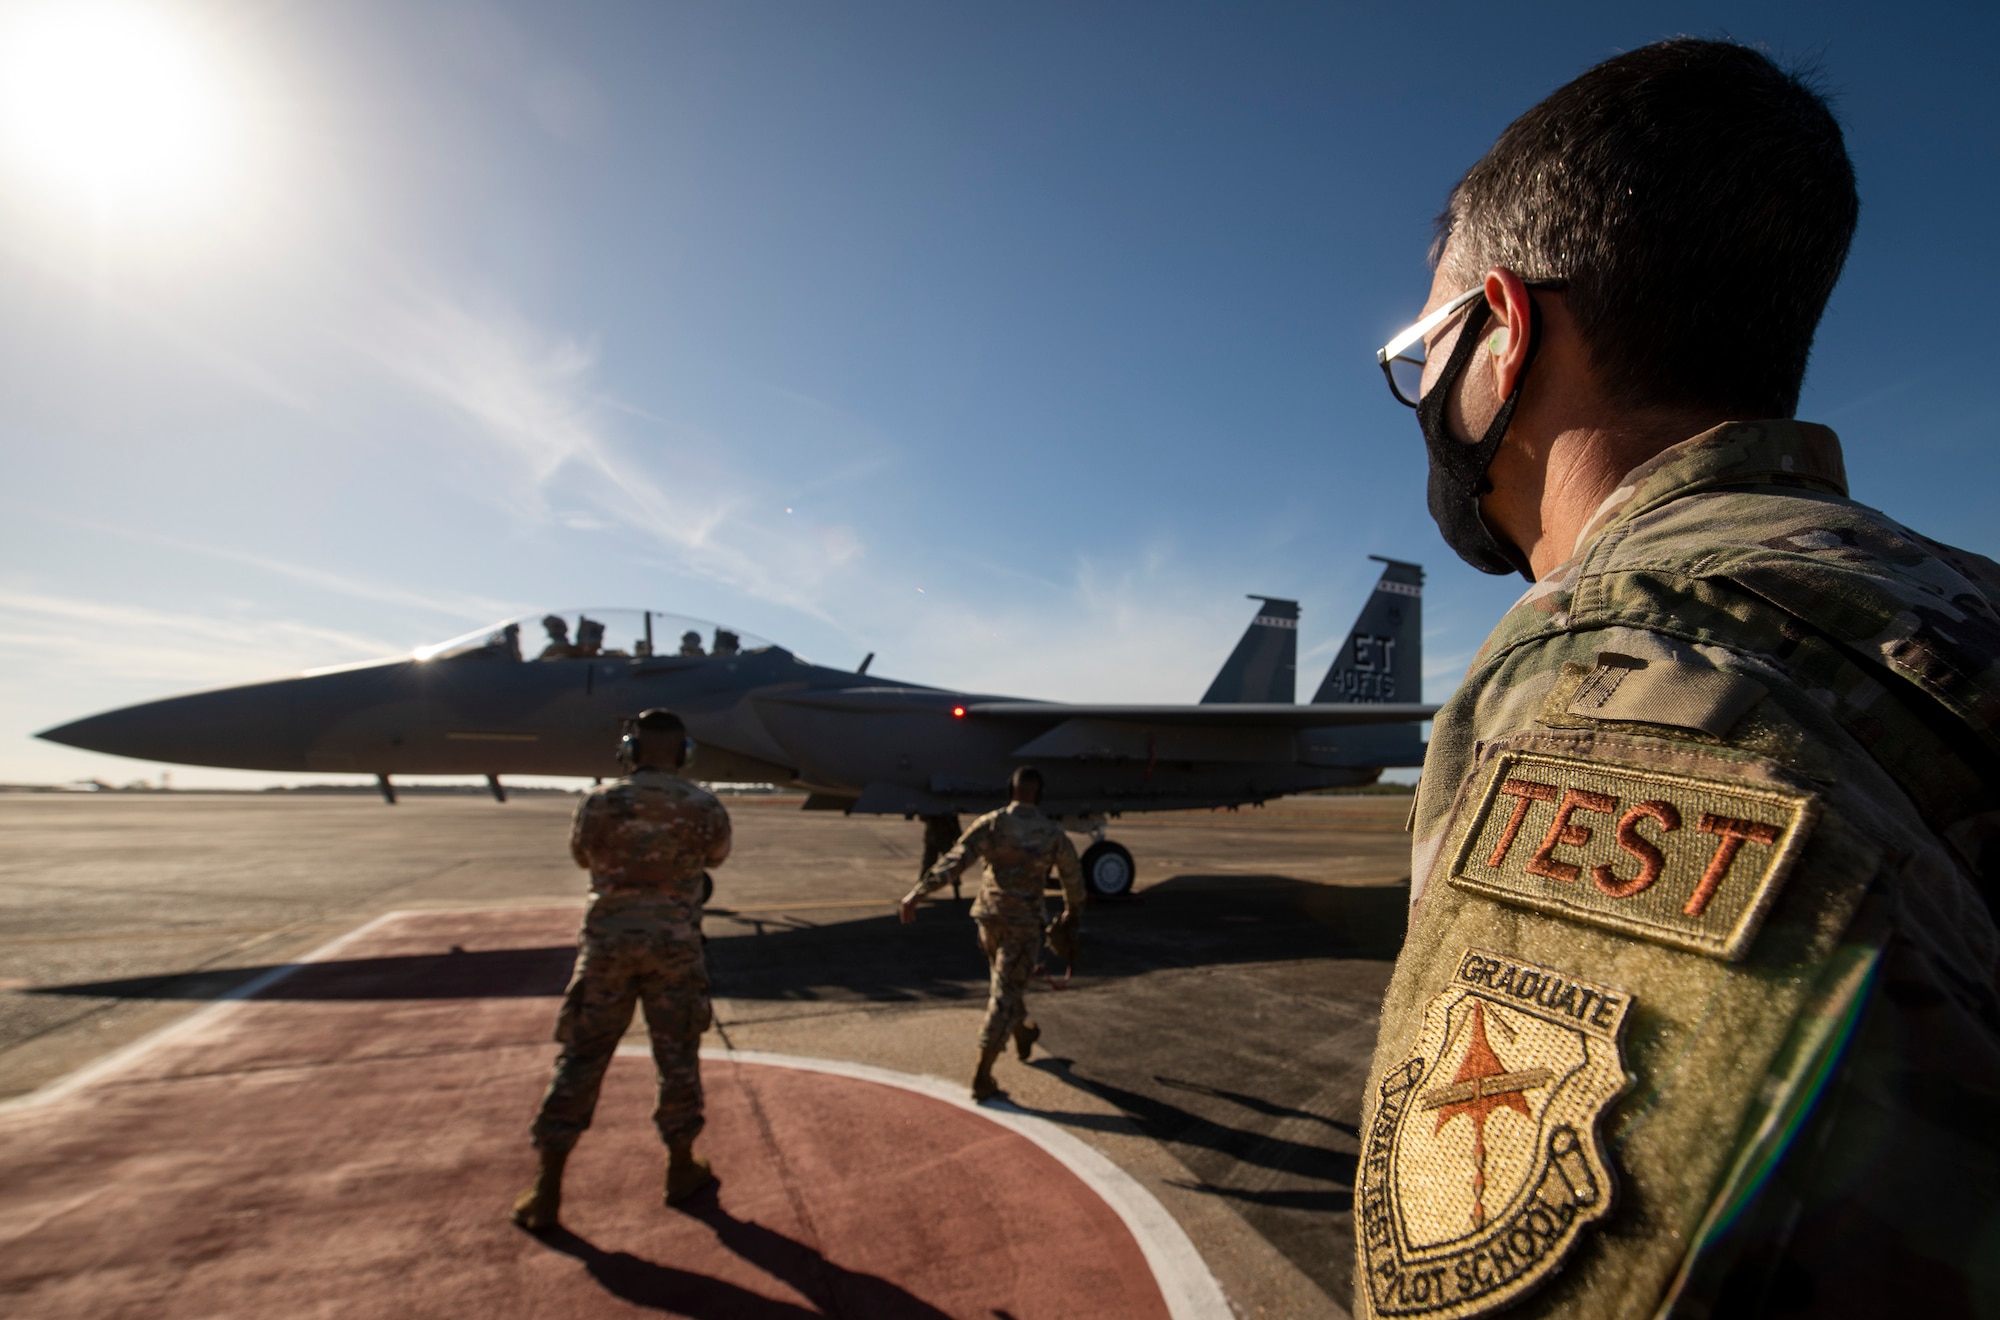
left=1447, top=751, right=1817, bottom=961
left=1358, top=950, right=1631, bottom=1319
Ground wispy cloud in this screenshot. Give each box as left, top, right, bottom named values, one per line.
left=0, top=588, right=400, bottom=687
left=366, top=292, right=867, bottom=623
left=345, top=291, right=1408, bottom=711
left=7, top=505, right=515, bottom=622
left=880, top=552, right=1261, bottom=703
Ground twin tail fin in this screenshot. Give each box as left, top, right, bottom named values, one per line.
left=1311, top=557, right=1422, bottom=704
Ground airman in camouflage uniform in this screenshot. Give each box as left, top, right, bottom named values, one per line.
left=1355, top=42, right=1999, bottom=1320
left=512, top=709, right=731, bottom=1232
left=918, top=813, right=964, bottom=900
left=901, top=767, right=1084, bottom=1099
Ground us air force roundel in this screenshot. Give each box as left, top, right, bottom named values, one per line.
left=1358, top=950, right=1632, bottom=1319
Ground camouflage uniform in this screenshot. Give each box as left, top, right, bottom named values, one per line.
left=920, top=814, right=964, bottom=898
left=1357, top=421, right=2000, bottom=1319
left=530, top=770, right=731, bottom=1153
left=917, top=803, right=1086, bottom=1051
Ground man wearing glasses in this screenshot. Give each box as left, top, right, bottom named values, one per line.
left=1355, top=40, right=2000, bottom=1319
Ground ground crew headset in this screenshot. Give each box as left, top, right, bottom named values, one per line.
left=617, top=709, right=695, bottom=771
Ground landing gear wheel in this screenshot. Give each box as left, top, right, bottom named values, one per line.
left=1079, top=841, right=1135, bottom=898
left=700, top=871, right=715, bottom=904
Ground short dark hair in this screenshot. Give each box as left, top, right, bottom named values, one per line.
left=1011, top=766, right=1044, bottom=799
left=629, top=708, right=687, bottom=767
left=1434, top=39, right=1857, bottom=418
left=631, top=708, right=685, bottom=737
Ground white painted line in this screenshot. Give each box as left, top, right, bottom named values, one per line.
left=623, top=1044, right=1233, bottom=1320
left=2, top=910, right=410, bottom=1112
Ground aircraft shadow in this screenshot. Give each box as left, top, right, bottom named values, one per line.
left=534, top=1197, right=952, bottom=1318
left=701, top=873, right=1407, bottom=1005
left=26, top=874, right=1405, bottom=1005
left=27, top=945, right=577, bottom=1002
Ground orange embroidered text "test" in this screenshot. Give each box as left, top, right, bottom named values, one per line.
left=1447, top=751, right=1816, bottom=960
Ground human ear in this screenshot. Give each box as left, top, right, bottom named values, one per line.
left=1481, top=268, right=1535, bottom=403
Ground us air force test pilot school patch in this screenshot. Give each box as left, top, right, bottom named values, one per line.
left=1358, top=951, right=1631, bottom=1319
left=1447, top=751, right=1818, bottom=961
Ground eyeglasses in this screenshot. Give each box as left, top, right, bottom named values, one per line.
left=1375, top=280, right=1568, bottom=408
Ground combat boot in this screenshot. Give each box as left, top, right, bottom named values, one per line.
left=970, top=1043, right=1005, bottom=1101
left=1012, top=1019, right=1041, bottom=1063
left=510, top=1147, right=567, bottom=1232
left=664, top=1135, right=714, bottom=1206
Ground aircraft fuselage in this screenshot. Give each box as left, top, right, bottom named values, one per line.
left=40, top=645, right=1421, bottom=818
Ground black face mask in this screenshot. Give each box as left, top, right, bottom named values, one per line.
left=1416, top=300, right=1536, bottom=580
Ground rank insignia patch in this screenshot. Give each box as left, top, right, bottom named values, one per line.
left=1447, top=751, right=1817, bottom=960
left=1358, top=950, right=1632, bottom=1319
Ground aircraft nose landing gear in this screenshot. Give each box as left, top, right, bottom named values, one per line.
left=1079, top=840, right=1135, bottom=898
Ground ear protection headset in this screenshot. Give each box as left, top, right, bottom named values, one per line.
left=618, top=717, right=695, bottom=771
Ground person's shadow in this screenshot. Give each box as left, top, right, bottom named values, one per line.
left=533, top=1196, right=954, bottom=1319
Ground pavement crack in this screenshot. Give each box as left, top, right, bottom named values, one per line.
left=727, top=1061, right=842, bottom=1314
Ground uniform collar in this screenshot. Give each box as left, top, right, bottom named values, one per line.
left=1565, top=419, right=1848, bottom=565
left=1003, top=800, right=1043, bottom=818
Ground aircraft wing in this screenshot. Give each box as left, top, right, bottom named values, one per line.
left=962, top=701, right=1436, bottom=726
left=966, top=701, right=1434, bottom=766
left=751, top=687, right=1434, bottom=775
left=754, top=688, right=1434, bottom=726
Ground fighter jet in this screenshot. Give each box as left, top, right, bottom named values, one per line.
left=40, top=558, right=1434, bottom=896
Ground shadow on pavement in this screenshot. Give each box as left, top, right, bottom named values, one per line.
left=26, top=873, right=1404, bottom=1006
left=536, top=1227, right=820, bottom=1319
left=533, top=1200, right=955, bottom=1319
left=688, top=1199, right=956, bottom=1319
left=28, top=945, right=577, bottom=1002
left=703, top=873, right=1407, bottom=1005
left=1018, top=1056, right=1357, bottom=1214
left=1154, top=1073, right=1361, bottom=1136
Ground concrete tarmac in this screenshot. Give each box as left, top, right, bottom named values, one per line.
left=0, top=791, right=1413, bottom=1317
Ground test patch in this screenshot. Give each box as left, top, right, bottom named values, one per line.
left=1447, top=751, right=1817, bottom=961
left=1357, top=949, right=1631, bottom=1319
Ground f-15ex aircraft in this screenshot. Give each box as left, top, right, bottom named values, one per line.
left=40, top=558, right=1433, bottom=896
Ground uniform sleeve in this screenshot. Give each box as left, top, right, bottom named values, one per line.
left=569, top=793, right=597, bottom=869
left=1052, top=833, right=1085, bottom=913
left=704, top=802, right=733, bottom=867
left=914, top=817, right=987, bottom=897
left=1360, top=614, right=1992, bottom=1318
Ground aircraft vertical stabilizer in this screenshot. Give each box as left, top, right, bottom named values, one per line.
left=1200, top=596, right=1299, bottom=704
left=1312, top=558, right=1422, bottom=704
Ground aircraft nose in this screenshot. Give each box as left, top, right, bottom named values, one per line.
left=38, top=681, right=323, bottom=771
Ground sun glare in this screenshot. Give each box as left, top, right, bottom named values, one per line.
left=0, top=3, right=232, bottom=218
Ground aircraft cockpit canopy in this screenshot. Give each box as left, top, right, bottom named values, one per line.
left=413, top=610, right=779, bottom=663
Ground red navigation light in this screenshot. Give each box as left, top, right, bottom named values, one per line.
left=951, top=705, right=966, bottom=718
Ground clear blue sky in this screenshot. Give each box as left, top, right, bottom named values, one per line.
left=2, top=1, right=1993, bottom=785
